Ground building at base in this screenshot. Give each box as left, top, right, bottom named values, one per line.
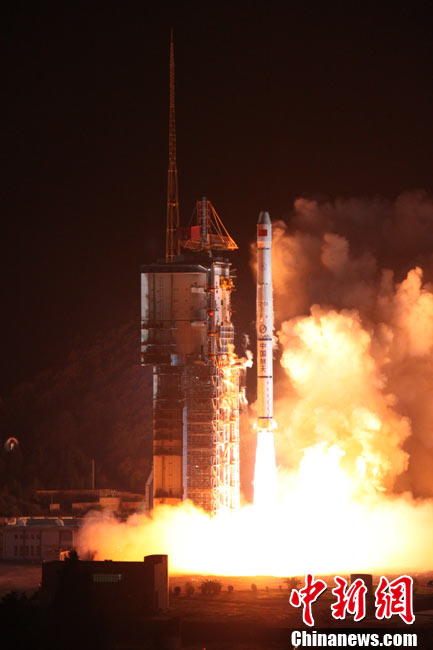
left=41, top=554, right=168, bottom=614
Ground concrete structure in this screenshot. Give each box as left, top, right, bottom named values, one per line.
left=34, top=489, right=145, bottom=515
left=0, top=517, right=80, bottom=561
left=41, top=554, right=168, bottom=614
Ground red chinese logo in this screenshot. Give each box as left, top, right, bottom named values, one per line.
left=331, top=576, right=367, bottom=622
left=288, top=574, right=415, bottom=625
left=289, top=573, right=327, bottom=626
left=375, top=575, right=415, bottom=625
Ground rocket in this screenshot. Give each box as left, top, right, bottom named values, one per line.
left=256, top=211, right=274, bottom=428
left=254, top=211, right=278, bottom=508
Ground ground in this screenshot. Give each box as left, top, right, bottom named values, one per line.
left=170, top=574, right=433, bottom=647
left=0, top=561, right=41, bottom=598
left=1, top=564, right=432, bottom=648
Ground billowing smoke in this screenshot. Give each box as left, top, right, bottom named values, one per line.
left=272, top=191, right=433, bottom=499
left=276, top=307, right=411, bottom=493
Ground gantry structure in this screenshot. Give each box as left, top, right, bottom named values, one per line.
left=141, top=33, right=245, bottom=515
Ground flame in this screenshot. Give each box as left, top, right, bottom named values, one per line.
left=253, top=430, right=278, bottom=510
left=78, top=306, right=433, bottom=576
left=77, top=456, right=433, bottom=576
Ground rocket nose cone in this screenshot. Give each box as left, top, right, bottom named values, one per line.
left=258, top=211, right=271, bottom=225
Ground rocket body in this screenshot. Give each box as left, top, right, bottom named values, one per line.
left=254, top=211, right=278, bottom=509
left=256, top=211, right=274, bottom=428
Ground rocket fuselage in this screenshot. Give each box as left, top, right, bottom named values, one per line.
left=256, top=211, right=273, bottom=429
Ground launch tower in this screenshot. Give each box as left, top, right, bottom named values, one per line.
left=140, top=33, right=245, bottom=515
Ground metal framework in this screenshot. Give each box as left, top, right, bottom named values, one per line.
left=141, top=32, right=244, bottom=516
left=165, top=29, right=180, bottom=262
left=179, top=198, right=238, bottom=252
left=182, top=343, right=242, bottom=514
left=141, top=260, right=245, bottom=515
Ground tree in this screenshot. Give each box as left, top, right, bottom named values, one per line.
left=284, top=577, right=300, bottom=592
left=185, top=582, right=195, bottom=597
left=200, top=579, right=222, bottom=595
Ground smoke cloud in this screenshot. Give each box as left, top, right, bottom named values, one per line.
left=272, top=191, right=433, bottom=499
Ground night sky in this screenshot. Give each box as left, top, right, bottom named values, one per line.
left=3, top=1, right=433, bottom=395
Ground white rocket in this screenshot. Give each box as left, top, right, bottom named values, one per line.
left=256, top=211, right=274, bottom=427
left=254, top=211, right=278, bottom=508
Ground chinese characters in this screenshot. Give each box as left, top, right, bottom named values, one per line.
left=289, top=574, right=414, bottom=626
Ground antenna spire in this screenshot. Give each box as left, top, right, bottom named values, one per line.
left=166, top=28, right=180, bottom=262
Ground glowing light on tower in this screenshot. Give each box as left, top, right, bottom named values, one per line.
left=254, top=211, right=278, bottom=509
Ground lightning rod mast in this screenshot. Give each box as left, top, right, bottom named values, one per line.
left=165, top=29, right=180, bottom=262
